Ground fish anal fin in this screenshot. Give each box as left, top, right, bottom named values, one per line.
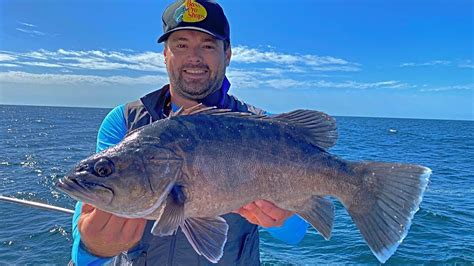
left=296, top=196, right=334, bottom=240
left=181, top=216, right=229, bottom=263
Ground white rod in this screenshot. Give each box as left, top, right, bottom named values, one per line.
left=0, top=195, right=74, bottom=215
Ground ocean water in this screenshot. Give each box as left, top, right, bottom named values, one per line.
left=0, top=104, right=472, bottom=264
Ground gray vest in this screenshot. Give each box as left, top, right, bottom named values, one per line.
left=112, top=85, right=264, bottom=265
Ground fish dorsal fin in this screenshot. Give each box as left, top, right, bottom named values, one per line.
left=170, top=104, right=337, bottom=149
left=169, top=103, right=205, bottom=117
left=274, top=110, right=338, bottom=149
left=170, top=103, right=266, bottom=118
left=169, top=103, right=223, bottom=117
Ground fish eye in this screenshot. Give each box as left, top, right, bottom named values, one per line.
left=94, top=158, right=115, bottom=177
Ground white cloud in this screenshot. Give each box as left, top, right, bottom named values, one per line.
left=16, top=28, right=46, bottom=36
left=0, top=49, right=167, bottom=73
left=232, top=46, right=300, bottom=64
left=401, top=59, right=474, bottom=69
left=0, top=71, right=168, bottom=86
left=23, top=50, right=51, bottom=60
left=0, top=63, right=21, bottom=68
left=458, top=60, right=474, bottom=69
left=18, top=22, right=37, bottom=28
left=310, top=80, right=410, bottom=89
left=0, top=53, right=17, bottom=61
left=0, top=69, right=409, bottom=92
left=19, top=62, right=63, bottom=68
left=400, top=60, right=451, bottom=67
left=226, top=68, right=409, bottom=90
left=231, top=46, right=360, bottom=72
left=0, top=47, right=440, bottom=92
left=1, top=47, right=359, bottom=76
left=311, top=65, right=360, bottom=72
left=420, top=84, right=474, bottom=92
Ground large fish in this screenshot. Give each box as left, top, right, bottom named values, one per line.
left=56, top=105, right=431, bottom=263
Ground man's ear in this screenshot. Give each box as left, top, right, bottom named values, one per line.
left=163, top=43, right=168, bottom=61
left=225, top=44, right=231, bottom=67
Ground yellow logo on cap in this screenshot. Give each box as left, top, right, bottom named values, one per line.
left=179, top=0, right=207, bottom=23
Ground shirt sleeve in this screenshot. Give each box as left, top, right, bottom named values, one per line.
left=263, top=214, right=309, bottom=245
left=71, top=105, right=127, bottom=265
left=96, top=105, right=128, bottom=153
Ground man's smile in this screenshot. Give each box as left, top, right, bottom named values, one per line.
left=184, top=69, right=207, bottom=74
left=182, top=68, right=209, bottom=79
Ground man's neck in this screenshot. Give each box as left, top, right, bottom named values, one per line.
left=169, top=88, right=199, bottom=109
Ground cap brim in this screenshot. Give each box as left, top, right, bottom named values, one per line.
left=157, top=26, right=226, bottom=43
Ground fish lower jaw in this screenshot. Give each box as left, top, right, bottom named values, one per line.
left=55, top=178, right=114, bottom=205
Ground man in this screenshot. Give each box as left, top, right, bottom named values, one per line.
left=71, top=0, right=308, bottom=264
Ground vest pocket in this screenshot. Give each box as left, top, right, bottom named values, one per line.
left=235, top=229, right=260, bottom=265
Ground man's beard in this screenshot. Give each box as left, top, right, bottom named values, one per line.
left=170, top=63, right=225, bottom=100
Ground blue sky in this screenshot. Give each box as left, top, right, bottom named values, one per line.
left=0, top=0, right=472, bottom=120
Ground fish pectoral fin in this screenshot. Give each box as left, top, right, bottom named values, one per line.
left=296, top=196, right=334, bottom=240
left=150, top=186, right=186, bottom=236
left=181, top=216, right=229, bottom=264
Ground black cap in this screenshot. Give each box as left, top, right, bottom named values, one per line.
left=157, top=0, right=230, bottom=43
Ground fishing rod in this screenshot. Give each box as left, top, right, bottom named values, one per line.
left=0, top=194, right=74, bottom=215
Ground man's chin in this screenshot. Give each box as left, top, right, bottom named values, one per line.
left=179, top=91, right=210, bottom=100
left=177, top=86, right=214, bottom=100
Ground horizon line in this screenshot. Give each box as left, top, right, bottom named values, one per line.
left=1, top=103, right=472, bottom=122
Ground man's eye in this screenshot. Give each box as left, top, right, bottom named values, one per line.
left=204, top=45, right=216, bottom=50
left=176, top=44, right=187, bottom=48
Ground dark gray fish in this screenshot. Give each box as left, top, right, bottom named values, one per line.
left=56, top=106, right=431, bottom=263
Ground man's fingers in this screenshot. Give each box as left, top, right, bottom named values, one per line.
left=78, top=206, right=146, bottom=257
left=237, top=201, right=293, bottom=228
left=121, top=218, right=146, bottom=244
left=81, top=203, right=95, bottom=214
left=244, top=203, right=277, bottom=228
left=255, top=200, right=293, bottom=221
left=254, top=200, right=277, bottom=216
left=237, top=207, right=260, bottom=225
left=88, top=208, right=116, bottom=231
left=104, top=213, right=128, bottom=235
left=132, top=219, right=147, bottom=241
left=79, top=207, right=113, bottom=234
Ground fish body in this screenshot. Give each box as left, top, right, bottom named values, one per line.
left=57, top=106, right=431, bottom=263
left=166, top=113, right=339, bottom=217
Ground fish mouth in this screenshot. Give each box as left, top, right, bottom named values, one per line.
left=56, top=177, right=114, bottom=205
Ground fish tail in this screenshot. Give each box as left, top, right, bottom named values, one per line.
left=344, top=162, right=431, bottom=263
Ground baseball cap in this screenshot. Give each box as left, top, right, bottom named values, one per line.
left=157, top=0, right=230, bottom=43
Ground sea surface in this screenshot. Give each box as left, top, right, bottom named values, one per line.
left=0, top=104, right=473, bottom=265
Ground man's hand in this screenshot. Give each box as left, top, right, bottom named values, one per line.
left=78, top=203, right=147, bottom=258
left=235, top=200, right=293, bottom=228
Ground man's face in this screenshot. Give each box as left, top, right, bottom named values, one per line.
left=164, top=30, right=231, bottom=100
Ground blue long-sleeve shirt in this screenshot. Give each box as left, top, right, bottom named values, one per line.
left=72, top=104, right=308, bottom=265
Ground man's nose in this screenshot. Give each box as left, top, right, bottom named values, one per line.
left=186, top=46, right=203, bottom=64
